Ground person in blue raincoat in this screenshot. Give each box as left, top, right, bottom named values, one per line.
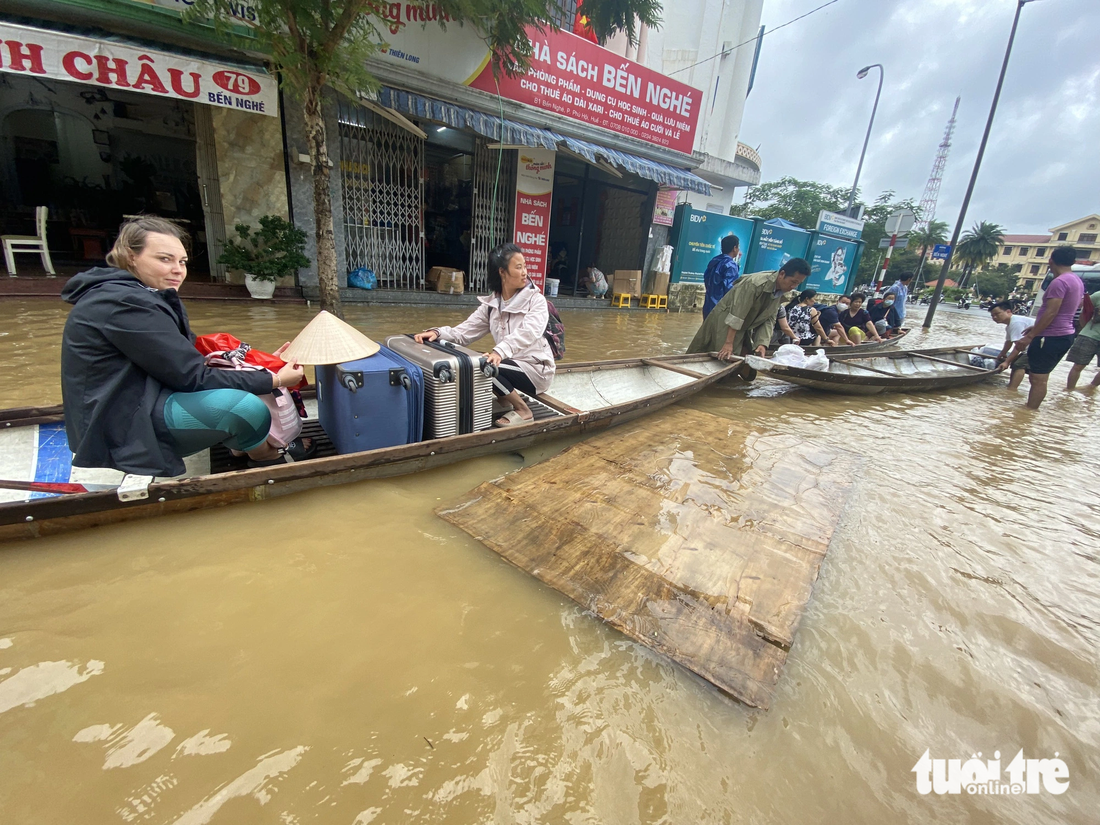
left=702, top=235, right=741, bottom=319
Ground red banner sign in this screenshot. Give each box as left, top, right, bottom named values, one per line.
left=468, top=28, right=701, bottom=155
left=513, top=149, right=556, bottom=290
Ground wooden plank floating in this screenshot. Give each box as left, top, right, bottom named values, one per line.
left=437, top=408, right=858, bottom=709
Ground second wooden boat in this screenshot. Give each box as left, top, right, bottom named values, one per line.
left=0, top=354, right=738, bottom=542
left=767, top=327, right=911, bottom=356
left=747, top=346, right=997, bottom=395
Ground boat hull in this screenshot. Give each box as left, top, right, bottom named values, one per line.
left=752, top=346, right=997, bottom=395
left=0, top=354, right=738, bottom=542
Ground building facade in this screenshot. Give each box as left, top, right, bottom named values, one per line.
left=1, top=0, right=765, bottom=298
left=995, top=215, right=1100, bottom=295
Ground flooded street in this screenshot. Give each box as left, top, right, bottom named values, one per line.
left=1, top=297, right=1098, bottom=824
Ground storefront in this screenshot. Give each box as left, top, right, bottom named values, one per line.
left=290, top=15, right=711, bottom=298
left=0, top=19, right=283, bottom=280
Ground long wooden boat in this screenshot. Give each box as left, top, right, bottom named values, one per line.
left=746, top=345, right=997, bottom=395
left=767, top=327, right=911, bottom=356
left=0, top=354, right=738, bottom=542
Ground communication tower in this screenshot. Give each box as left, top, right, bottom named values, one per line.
left=915, top=96, right=960, bottom=230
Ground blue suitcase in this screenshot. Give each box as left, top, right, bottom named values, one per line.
left=316, top=346, right=424, bottom=454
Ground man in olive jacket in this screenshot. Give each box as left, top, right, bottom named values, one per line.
left=687, top=258, right=810, bottom=360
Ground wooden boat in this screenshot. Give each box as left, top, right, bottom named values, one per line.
left=767, top=327, right=911, bottom=356
left=747, top=345, right=997, bottom=395
left=0, top=354, right=738, bottom=541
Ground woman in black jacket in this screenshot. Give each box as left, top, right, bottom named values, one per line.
left=61, top=216, right=306, bottom=476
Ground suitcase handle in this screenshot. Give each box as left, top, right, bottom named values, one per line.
left=435, top=338, right=498, bottom=378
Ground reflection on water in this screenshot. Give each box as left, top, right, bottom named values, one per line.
left=1, top=299, right=1098, bottom=823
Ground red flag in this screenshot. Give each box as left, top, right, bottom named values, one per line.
left=573, top=1, right=599, bottom=43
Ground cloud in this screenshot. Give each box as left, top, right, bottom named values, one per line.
left=737, top=0, right=1100, bottom=232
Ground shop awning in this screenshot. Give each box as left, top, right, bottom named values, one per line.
left=378, top=87, right=712, bottom=196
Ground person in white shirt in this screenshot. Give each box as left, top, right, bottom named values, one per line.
left=990, top=300, right=1033, bottom=391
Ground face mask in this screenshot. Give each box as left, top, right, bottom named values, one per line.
left=838, top=303, right=850, bottom=311
left=884, top=299, right=894, bottom=307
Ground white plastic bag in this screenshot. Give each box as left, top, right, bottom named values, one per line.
left=655, top=245, right=673, bottom=274
left=772, top=344, right=808, bottom=368
left=803, top=349, right=830, bottom=372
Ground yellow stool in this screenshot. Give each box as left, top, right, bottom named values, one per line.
left=612, top=292, right=632, bottom=308
left=640, top=294, right=668, bottom=310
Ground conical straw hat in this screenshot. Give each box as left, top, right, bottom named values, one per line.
left=281, top=310, right=380, bottom=365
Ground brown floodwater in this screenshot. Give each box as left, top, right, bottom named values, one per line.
left=1, top=296, right=1098, bottom=824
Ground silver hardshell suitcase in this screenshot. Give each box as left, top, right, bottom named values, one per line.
left=384, top=336, right=496, bottom=438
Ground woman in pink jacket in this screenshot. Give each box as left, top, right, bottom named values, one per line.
left=415, top=243, right=556, bottom=427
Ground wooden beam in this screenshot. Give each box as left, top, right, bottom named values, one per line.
left=835, top=361, right=903, bottom=378
left=642, top=359, right=714, bottom=379
left=908, top=351, right=990, bottom=372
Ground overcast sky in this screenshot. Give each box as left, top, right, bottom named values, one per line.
left=737, top=0, right=1100, bottom=234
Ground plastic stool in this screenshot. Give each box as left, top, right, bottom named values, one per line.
left=641, top=294, right=668, bottom=310
left=612, top=292, right=632, bottom=308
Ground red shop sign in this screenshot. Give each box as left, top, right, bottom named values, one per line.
left=468, top=28, right=701, bottom=155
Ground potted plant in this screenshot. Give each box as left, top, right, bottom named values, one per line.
left=218, top=215, right=309, bottom=300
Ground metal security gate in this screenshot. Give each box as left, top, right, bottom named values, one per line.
left=338, top=99, right=424, bottom=289
left=469, top=139, right=516, bottom=292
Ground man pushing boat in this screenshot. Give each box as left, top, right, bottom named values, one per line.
left=687, top=259, right=811, bottom=362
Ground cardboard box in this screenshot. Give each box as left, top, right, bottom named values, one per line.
left=436, top=270, right=464, bottom=294
left=612, top=269, right=642, bottom=297
left=426, top=266, right=462, bottom=289
left=651, top=271, right=671, bottom=295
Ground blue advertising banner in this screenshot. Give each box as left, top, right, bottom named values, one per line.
left=807, top=235, right=859, bottom=293
left=669, top=206, right=754, bottom=284
left=747, top=221, right=812, bottom=274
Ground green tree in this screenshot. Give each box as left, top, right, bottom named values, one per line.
left=855, top=191, right=922, bottom=285
left=954, top=221, right=1005, bottom=289
left=194, top=0, right=661, bottom=317
left=731, top=177, right=852, bottom=230
left=974, top=262, right=1022, bottom=299
left=909, top=219, right=949, bottom=287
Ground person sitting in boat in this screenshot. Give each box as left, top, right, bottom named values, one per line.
left=60, top=217, right=308, bottom=477
left=868, top=293, right=902, bottom=337
left=414, top=243, right=555, bottom=428
left=688, top=258, right=810, bottom=361
left=837, top=293, right=884, bottom=344
left=770, top=302, right=798, bottom=348
left=785, top=289, right=828, bottom=347
left=815, top=299, right=856, bottom=347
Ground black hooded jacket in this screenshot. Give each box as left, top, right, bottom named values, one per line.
left=61, top=267, right=273, bottom=476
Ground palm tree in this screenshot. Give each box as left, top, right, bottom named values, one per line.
left=910, top=219, right=949, bottom=288
left=955, top=221, right=1006, bottom=289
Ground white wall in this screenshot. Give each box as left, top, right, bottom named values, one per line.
left=630, top=0, right=765, bottom=163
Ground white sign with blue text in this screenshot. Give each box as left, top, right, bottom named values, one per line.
left=817, top=210, right=865, bottom=241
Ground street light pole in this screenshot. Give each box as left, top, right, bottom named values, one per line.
left=923, top=0, right=1035, bottom=329
left=845, top=63, right=883, bottom=216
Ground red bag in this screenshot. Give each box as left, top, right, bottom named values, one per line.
left=194, top=334, right=307, bottom=449
left=194, top=333, right=307, bottom=391
left=1080, top=294, right=1095, bottom=330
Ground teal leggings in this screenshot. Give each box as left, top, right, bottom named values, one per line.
left=162, top=389, right=271, bottom=456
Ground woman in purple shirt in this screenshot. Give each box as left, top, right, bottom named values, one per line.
left=1018, top=246, right=1085, bottom=409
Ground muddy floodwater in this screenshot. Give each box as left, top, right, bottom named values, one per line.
left=1, top=297, right=1098, bottom=824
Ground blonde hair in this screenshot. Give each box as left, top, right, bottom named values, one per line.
left=107, top=216, right=190, bottom=271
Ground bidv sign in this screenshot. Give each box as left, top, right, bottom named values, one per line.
left=913, top=749, right=1069, bottom=796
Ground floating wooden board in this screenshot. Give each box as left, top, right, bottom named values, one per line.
left=437, top=408, right=858, bottom=709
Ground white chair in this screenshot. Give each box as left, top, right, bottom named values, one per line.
left=3, top=206, right=56, bottom=276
